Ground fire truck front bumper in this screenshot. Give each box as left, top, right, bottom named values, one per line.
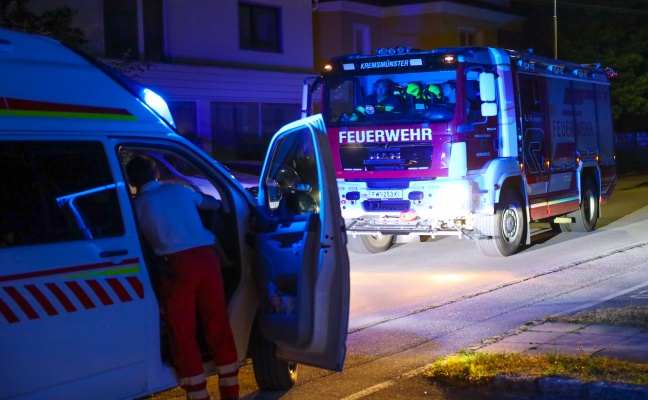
left=345, top=215, right=470, bottom=238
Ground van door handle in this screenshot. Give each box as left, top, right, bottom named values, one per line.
left=100, top=250, right=129, bottom=258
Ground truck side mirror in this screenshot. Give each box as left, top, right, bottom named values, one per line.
left=479, top=72, right=497, bottom=117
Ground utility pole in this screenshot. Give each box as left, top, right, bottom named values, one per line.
left=553, top=0, right=558, bottom=59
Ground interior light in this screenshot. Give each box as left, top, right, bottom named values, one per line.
left=143, top=88, right=175, bottom=128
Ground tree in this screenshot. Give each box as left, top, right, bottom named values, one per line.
left=0, top=0, right=86, bottom=47
left=512, top=0, right=648, bottom=132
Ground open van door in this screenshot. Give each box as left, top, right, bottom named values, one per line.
left=254, top=114, right=350, bottom=372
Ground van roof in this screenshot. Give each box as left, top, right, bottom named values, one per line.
left=0, top=28, right=172, bottom=136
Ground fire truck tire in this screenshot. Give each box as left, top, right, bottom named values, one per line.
left=347, top=234, right=394, bottom=254
left=251, top=323, right=298, bottom=391
left=476, top=191, right=524, bottom=257
left=558, top=178, right=598, bottom=232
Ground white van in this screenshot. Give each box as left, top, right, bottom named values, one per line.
left=0, top=28, right=350, bottom=399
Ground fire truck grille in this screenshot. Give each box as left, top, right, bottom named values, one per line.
left=340, top=142, right=432, bottom=171
left=362, top=200, right=411, bottom=212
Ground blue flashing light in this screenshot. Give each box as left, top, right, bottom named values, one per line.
left=143, top=88, right=176, bottom=128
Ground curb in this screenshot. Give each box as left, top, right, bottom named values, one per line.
left=493, top=374, right=648, bottom=400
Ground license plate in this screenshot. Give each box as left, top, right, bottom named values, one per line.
left=369, top=190, right=402, bottom=199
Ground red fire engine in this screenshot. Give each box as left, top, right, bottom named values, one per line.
left=304, top=46, right=617, bottom=256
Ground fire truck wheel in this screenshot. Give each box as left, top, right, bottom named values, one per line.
left=347, top=234, right=394, bottom=254
left=476, top=191, right=524, bottom=257
left=558, top=178, right=599, bottom=232
left=251, top=323, right=298, bottom=391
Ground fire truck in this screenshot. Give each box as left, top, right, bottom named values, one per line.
left=303, top=46, right=617, bottom=256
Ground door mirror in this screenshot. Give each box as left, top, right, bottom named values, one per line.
left=479, top=72, right=497, bottom=117
left=479, top=72, right=496, bottom=102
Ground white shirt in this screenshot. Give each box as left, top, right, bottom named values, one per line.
left=133, top=181, right=215, bottom=255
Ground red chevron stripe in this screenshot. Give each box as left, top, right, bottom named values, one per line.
left=126, top=276, right=144, bottom=299
left=45, top=282, right=77, bottom=312
left=65, top=281, right=95, bottom=309
left=86, top=280, right=114, bottom=306
left=3, top=286, right=38, bottom=320
left=0, top=297, right=19, bottom=323
left=106, top=278, right=132, bottom=302
left=25, top=284, right=58, bottom=316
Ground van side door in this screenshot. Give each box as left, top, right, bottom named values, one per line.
left=0, top=139, right=155, bottom=400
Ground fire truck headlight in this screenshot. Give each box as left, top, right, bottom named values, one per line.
left=437, top=183, right=470, bottom=212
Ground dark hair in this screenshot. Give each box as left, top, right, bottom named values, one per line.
left=374, top=78, right=392, bottom=88
left=126, top=155, right=157, bottom=188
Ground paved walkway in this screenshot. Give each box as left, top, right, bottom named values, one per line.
left=477, top=321, right=648, bottom=363
left=467, top=320, right=648, bottom=399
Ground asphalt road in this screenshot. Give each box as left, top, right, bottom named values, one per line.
left=151, top=173, right=648, bottom=400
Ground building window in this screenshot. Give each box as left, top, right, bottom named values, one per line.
left=210, top=102, right=299, bottom=160
left=239, top=3, right=282, bottom=52
left=143, top=0, right=164, bottom=61
left=103, top=0, right=139, bottom=58
left=168, top=100, right=197, bottom=138
left=104, top=0, right=164, bottom=61
left=353, top=24, right=371, bottom=55
left=459, top=29, right=475, bottom=47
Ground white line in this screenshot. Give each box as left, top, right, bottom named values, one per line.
left=340, top=364, right=433, bottom=400
left=553, top=280, right=648, bottom=316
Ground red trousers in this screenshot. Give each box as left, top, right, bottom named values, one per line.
left=160, top=246, right=239, bottom=400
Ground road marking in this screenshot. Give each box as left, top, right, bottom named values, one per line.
left=340, top=364, right=433, bottom=400
left=553, top=280, right=648, bottom=316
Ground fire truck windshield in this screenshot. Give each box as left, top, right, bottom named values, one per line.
left=323, top=71, right=458, bottom=126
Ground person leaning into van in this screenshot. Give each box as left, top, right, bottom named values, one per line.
left=126, top=156, right=239, bottom=400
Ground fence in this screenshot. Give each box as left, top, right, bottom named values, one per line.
left=615, top=132, right=648, bottom=174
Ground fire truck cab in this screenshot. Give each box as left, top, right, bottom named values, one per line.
left=0, top=28, right=349, bottom=399
left=305, top=46, right=617, bottom=256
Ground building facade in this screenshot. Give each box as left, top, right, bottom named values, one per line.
left=30, top=0, right=523, bottom=160
left=313, top=0, right=524, bottom=70
left=32, top=0, right=315, bottom=160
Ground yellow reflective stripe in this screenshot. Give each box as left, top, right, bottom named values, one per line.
left=64, top=265, right=141, bottom=279
left=217, top=362, right=239, bottom=375
left=179, top=373, right=206, bottom=386
left=355, top=106, right=365, bottom=114
left=218, top=376, right=239, bottom=386
left=384, top=106, right=394, bottom=111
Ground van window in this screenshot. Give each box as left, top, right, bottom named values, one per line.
left=0, top=141, right=124, bottom=247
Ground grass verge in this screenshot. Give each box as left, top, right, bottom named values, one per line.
left=426, top=306, right=648, bottom=386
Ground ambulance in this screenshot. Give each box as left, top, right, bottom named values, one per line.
left=0, top=28, right=349, bottom=399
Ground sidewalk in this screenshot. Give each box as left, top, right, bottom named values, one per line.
left=466, top=320, right=648, bottom=399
